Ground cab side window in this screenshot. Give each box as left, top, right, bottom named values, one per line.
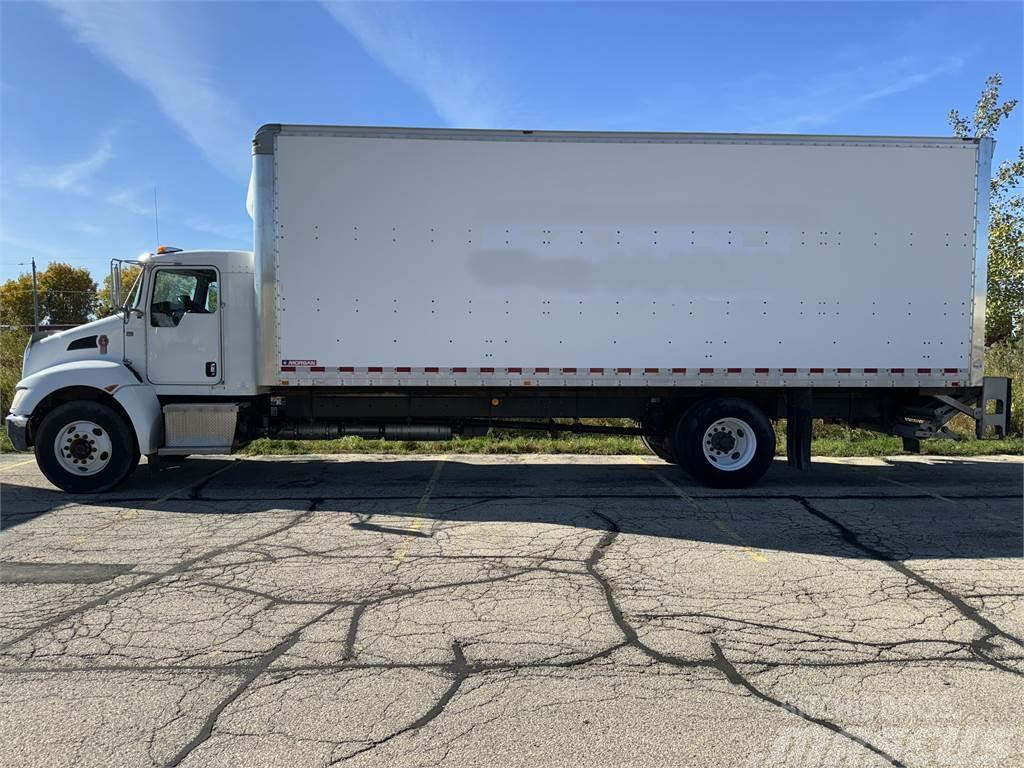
left=150, top=269, right=219, bottom=328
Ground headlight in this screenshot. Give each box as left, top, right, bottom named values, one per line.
left=9, top=388, right=27, bottom=414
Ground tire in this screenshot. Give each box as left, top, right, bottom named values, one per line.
left=671, top=397, right=775, bottom=488
left=35, top=401, right=140, bottom=493
left=641, top=434, right=678, bottom=464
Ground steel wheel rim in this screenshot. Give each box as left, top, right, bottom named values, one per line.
left=701, top=417, right=756, bottom=471
left=53, top=420, right=113, bottom=476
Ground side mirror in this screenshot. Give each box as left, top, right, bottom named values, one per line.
left=111, top=262, right=122, bottom=309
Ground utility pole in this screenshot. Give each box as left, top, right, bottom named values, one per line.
left=30, top=257, right=40, bottom=333
left=13, top=259, right=42, bottom=333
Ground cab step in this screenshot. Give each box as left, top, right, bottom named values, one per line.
left=158, top=403, right=239, bottom=455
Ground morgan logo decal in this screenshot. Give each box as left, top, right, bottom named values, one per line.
left=282, top=359, right=317, bottom=366
left=98, top=335, right=109, bottom=354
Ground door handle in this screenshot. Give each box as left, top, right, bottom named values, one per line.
left=206, top=362, right=218, bottom=378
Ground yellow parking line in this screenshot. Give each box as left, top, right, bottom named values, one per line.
left=654, top=470, right=769, bottom=563
left=0, top=457, right=37, bottom=472
left=390, top=458, right=447, bottom=565
left=117, top=459, right=242, bottom=524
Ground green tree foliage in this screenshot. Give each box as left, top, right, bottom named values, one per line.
left=0, top=263, right=98, bottom=329
left=0, top=274, right=38, bottom=329
left=39, top=263, right=98, bottom=326
left=0, top=328, right=28, bottom=416
left=98, top=264, right=142, bottom=317
left=949, top=74, right=1024, bottom=344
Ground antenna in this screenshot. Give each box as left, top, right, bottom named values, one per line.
left=153, top=186, right=160, bottom=250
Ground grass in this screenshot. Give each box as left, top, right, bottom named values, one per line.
left=243, top=433, right=649, bottom=456
left=242, top=426, right=1022, bottom=458
left=777, top=430, right=1022, bottom=458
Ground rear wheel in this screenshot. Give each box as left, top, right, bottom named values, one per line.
left=35, top=401, right=139, bottom=493
left=672, top=398, right=775, bottom=488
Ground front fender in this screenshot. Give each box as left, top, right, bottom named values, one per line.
left=11, top=360, right=163, bottom=454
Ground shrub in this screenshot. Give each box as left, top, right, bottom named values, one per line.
left=0, top=328, right=27, bottom=416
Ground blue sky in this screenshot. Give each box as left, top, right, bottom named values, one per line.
left=1, top=1, right=1021, bottom=283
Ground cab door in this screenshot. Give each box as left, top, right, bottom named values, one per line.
left=145, top=267, right=222, bottom=385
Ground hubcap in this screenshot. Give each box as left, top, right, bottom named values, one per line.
left=702, top=417, right=757, bottom=471
left=53, top=420, right=113, bottom=476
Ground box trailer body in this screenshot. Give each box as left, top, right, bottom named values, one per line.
left=260, top=126, right=990, bottom=388
left=7, top=125, right=1012, bottom=492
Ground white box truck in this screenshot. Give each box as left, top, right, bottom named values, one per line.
left=6, top=125, right=1011, bottom=491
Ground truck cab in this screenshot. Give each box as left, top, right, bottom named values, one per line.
left=5, top=248, right=257, bottom=492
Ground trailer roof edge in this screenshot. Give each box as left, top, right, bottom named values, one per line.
left=259, top=123, right=981, bottom=148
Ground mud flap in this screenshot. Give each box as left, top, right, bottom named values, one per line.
left=786, top=388, right=812, bottom=470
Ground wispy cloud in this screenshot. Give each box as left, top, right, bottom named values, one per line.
left=45, top=1, right=251, bottom=180
left=184, top=216, right=248, bottom=241
left=70, top=222, right=107, bottom=235
left=323, top=1, right=505, bottom=127
left=107, top=188, right=152, bottom=216
left=18, top=139, right=113, bottom=192
left=0, top=231, right=76, bottom=260
left=742, top=55, right=967, bottom=133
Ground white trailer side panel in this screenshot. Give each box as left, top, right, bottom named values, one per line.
left=269, top=128, right=989, bottom=387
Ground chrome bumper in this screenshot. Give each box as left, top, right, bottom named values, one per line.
left=5, top=414, right=29, bottom=452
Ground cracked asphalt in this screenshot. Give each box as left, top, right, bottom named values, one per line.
left=1, top=452, right=1022, bottom=768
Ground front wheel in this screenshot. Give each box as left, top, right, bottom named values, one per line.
left=35, top=401, right=140, bottom=493
left=672, top=398, right=775, bottom=488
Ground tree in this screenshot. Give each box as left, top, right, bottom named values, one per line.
left=949, top=74, right=1024, bottom=344
left=38, top=263, right=98, bottom=327
left=0, top=263, right=98, bottom=328
left=98, top=264, right=142, bottom=318
left=0, top=273, right=37, bottom=329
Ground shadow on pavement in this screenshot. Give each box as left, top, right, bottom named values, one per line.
left=1, top=455, right=1021, bottom=560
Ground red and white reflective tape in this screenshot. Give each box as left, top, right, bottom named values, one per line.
left=278, top=365, right=968, bottom=385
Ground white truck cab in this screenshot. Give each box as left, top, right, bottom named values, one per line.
left=6, top=248, right=257, bottom=492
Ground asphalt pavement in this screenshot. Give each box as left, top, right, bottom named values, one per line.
left=1, top=452, right=1022, bottom=767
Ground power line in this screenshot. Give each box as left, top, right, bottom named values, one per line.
left=8, top=255, right=117, bottom=265
left=1, top=288, right=101, bottom=295
left=1, top=324, right=81, bottom=330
